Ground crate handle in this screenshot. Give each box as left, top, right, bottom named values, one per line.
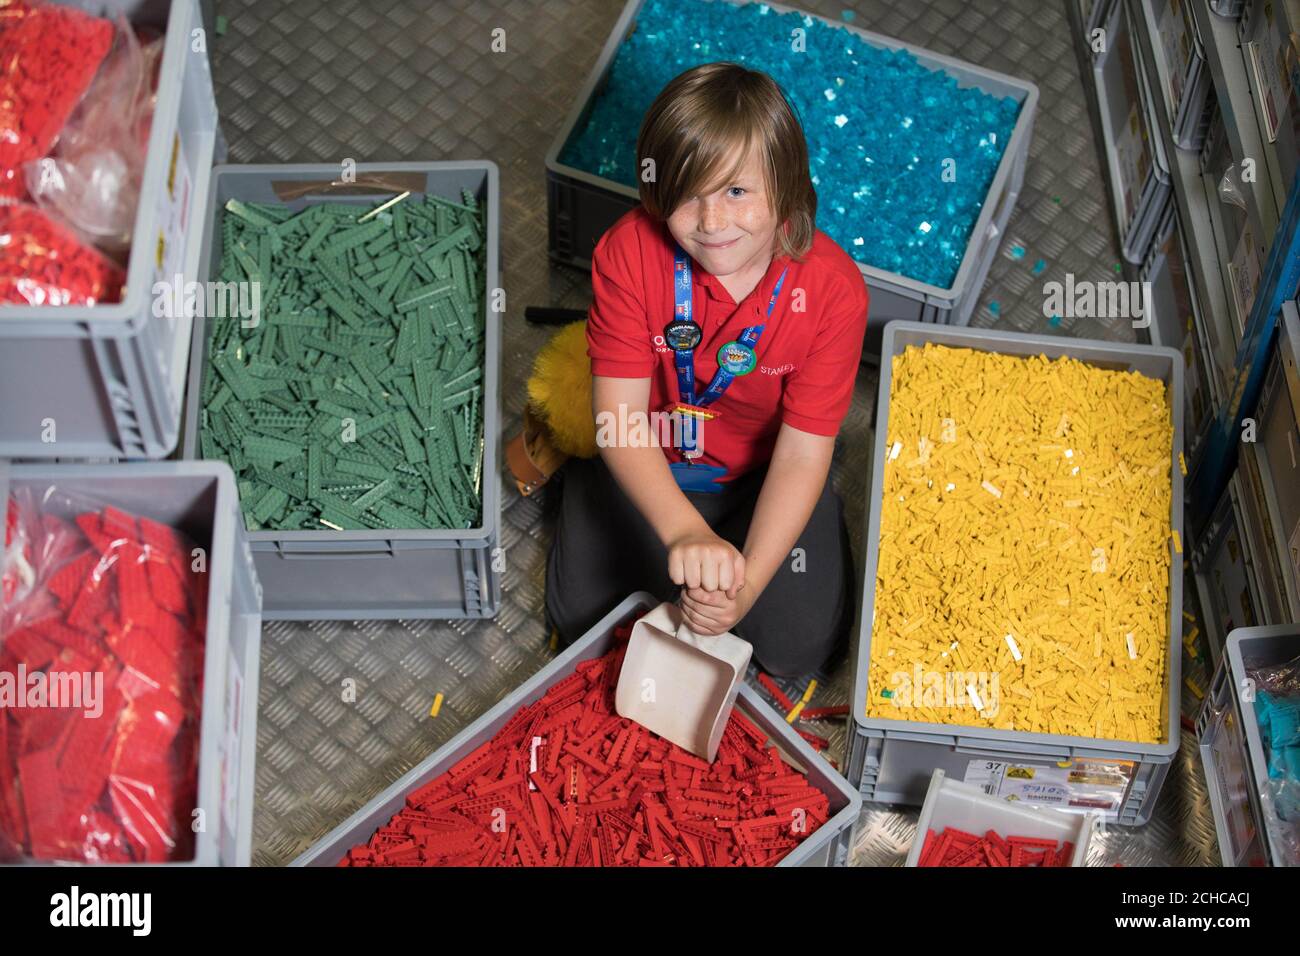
left=954, top=739, right=1072, bottom=761
left=272, top=543, right=396, bottom=559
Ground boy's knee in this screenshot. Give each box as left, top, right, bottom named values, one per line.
left=740, top=611, right=845, bottom=678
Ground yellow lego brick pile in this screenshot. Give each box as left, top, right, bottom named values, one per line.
left=865, top=343, right=1173, bottom=744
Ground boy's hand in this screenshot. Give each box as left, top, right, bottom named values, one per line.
left=666, top=530, right=745, bottom=597
left=680, top=585, right=755, bottom=636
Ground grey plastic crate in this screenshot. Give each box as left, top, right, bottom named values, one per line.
left=1196, top=638, right=1272, bottom=865
left=1197, top=48, right=1270, bottom=349
left=1139, top=0, right=1214, bottom=150
left=1191, top=470, right=1277, bottom=666
left=291, top=591, right=862, bottom=868
left=1141, top=204, right=1218, bottom=451
left=905, top=768, right=1098, bottom=866
left=1227, top=625, right=1300, bottom=866
left=0, top=459, right=262, bottom=865
left=1239, top=0, right=1300, bottom=276
left=180, top=162, right=501, bottom=621
left=1242, top=300, right=1300, bottom=619
left=0, top=0, right=222, bottom=460
left=846, top=321, right=1184, bottom=826
left=544, top=0, right=1038, bottom=360
left=1095, top=0, right=1174, bottom=263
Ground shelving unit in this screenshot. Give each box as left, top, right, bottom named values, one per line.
left=1085, top=0, right=1300, bottom=869
left=1079, top=1, right=1300, bottom=660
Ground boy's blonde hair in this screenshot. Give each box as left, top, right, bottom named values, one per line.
left=636, top=62, right=817, bottom=260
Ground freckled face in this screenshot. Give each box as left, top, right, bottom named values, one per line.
left=666, top=148, right=778, bottom=279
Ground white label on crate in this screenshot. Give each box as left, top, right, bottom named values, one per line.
left=1248, top=42, right=1282, bottom=144
left=1288, top=518, right=1300, bottom=593
left=220, top=663, right=244, bottom=845
left=962, top=758, right=1137, bottom=816
left=1228, top=224, right=1262, bottom=336
left=152, top=132, right=193, bottom=299
left=1115, top=104, right=1146, bottom=227
left=1158, top=0, right=1190, bottom=107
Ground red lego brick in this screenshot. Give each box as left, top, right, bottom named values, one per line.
left=337, top=647, right=831, bottom=867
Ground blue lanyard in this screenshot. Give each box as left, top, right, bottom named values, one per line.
left=671, top=244, right=788, bottom=408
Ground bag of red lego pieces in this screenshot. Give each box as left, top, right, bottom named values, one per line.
left=0, top=0, right=115, bottom=200
left=0, top=202, right=126, bottom=306
left=0, top=485, right=208, bottom=863
left=339, top=647, right=832, bottom=867
left=23, top=16, right=167, bottom=252
left=917, top=826, right=1075, bottom=867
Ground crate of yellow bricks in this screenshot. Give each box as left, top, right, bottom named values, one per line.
left=846, top=321, right=1184, bottom=826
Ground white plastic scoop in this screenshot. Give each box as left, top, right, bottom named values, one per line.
left=614, top=600, right=753, bottom=763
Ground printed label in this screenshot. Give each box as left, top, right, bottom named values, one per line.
left=1159, top=0, right=1191, bottom=108
left=221, top=663, right=243, bottom=845
left=1115, top=104, right=1148, bottom=226
left=1288, top=517, right=1300, bottom=594
left=1228, top=223, right=1262, bottom=336
left=152, top=132, right=192, bottom=289
left=963, top=758, right=1137, bottom=816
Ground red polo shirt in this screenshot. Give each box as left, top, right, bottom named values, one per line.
left=587, top=206, right=869, bottom=480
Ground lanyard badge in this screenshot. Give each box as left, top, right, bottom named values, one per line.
left=663, top=244, right=787, bottom=469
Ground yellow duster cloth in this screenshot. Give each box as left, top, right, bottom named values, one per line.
left=527, top=320, right=598, bottom=458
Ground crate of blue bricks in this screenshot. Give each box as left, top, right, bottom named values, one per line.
left=181, top=162, right=501, bottom=621
left=0, top=0, right=221, bottom=460
left=545, top=0, right=1039, bottom=358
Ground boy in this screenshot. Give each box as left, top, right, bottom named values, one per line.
left=546, top=62, right=868, bottom=676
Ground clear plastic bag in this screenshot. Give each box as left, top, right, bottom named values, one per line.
left=0, top=201, right=126, bottom=305
left=1259, top=778, right=1300, bottom=867
left=0, top=485, right=206, bottom=863
left=1249, top=653, right=1300, bottom=865
left=23, top=15, right=166, bottom=251
left=0, top=0, right=114, bottom=200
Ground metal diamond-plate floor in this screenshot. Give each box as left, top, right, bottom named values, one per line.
left=209, top=0, right=1220, bottom=867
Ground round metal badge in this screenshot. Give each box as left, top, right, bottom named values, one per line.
left=716, top=340, right=757, bottom=375
left=664, top=320, right=703, bottom=352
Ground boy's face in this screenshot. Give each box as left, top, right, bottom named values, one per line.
left=666, top=147, right=778, bottom=280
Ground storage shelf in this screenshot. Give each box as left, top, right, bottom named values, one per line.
left=1189, top=0, right=1282, bottom=246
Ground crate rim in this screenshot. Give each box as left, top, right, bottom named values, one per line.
left=179, top=159, right=502, bottom=548
left=542, top=0, right=1040, bottom=300
left=849, top=320, right=1185, bottom=763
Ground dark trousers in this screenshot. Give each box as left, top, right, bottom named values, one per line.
left=544, top=456, right=855, bottom=677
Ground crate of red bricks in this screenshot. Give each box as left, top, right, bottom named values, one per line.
left=0, top=0, right=222, bottom=460
left=904, top=769, right=1097, bottom=867
left=292, top=592, right=862, bottom=867
left=0, top=460, right=262, bottom=865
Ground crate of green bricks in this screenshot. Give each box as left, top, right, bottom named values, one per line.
left=180, top=162, right=501, bottom=620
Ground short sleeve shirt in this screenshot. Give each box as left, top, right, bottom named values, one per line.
left=586, top=206, right=869, bottom=480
